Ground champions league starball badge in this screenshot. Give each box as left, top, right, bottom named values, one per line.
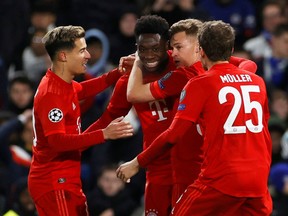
left=48, top=108, right=63, bottom=123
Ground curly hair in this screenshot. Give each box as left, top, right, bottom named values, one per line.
left=134, top=15, right=169, bottom=42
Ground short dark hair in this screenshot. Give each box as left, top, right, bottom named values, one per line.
left=42, top=25, right=85, bottom=61
left=9, top=75, right=35, bottom=91
left=198, top=20, right=235, bottom=61
left=134, top=15, right=169, bottom=41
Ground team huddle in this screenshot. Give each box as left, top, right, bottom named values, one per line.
left=28, top=15, right=272, bottom=216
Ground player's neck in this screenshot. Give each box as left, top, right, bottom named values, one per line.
left=51, top=63, right=74, bottom=83
left=207, top=60, right=229, bottom=70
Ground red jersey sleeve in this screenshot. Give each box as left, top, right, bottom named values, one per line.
left=229, top=56, right=257, bottom=73
left=174, top=77, right=205, bottom=123
left=84, top=75, right=132, bottom=132
left=47, top=130, right=104, bottom=152
left=37, top=92, right=69, bottom=136
left=77, top=68, right=121, bottom=100
left=150, top=65, right=200, bottom=99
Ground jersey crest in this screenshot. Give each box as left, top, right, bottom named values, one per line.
left=146, top=209, right=158, bottom=216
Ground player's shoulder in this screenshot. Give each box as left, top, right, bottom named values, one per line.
left=185, top=72, right=208, bottom=88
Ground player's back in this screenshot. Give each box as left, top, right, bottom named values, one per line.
left=183, top=63, right=272, bottom=197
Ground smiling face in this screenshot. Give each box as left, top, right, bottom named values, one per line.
left=170, top=31, right=200, bottom=68
left=65, top=37, right=91, bottom=76
left=136, top=33, right=168, bottom=73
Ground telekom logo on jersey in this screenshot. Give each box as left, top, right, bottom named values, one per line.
left=149, top=99, right=169, bottom=122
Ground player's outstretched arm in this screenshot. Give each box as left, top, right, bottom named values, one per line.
left=47, top=117, right=133, bottom=152
left=116, top=118, right=194, bottom=183
left=116, top=157, right=139, bottom=183
left=78, top=68, right=122, bottom=100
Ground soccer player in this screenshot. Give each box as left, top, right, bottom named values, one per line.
left=28, top=25, right=133, bottom=216
left=86, top=15, right=176, bottom=216
left=117, top=19, right=258, bottom=206
left=117, top=20, right=273, bottom=215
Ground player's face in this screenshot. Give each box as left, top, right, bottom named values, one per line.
left=170, top=31, right=200, bottom=68
left=66, top=38, right=91, bottom=76
left=136, top=33, right=168, bottom=73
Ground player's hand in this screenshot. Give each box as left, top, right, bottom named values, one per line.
left=119, top=54, right=136, bottom=73
left=102, top=116, right=133, bottom=140
left=116, top=157, right=139, bottom=183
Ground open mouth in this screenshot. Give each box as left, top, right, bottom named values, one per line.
left=174, top=60, right=181, bottom=67
left=144, top=61, right=158, bottom=69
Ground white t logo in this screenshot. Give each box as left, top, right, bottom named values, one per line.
left=149, top=99, right=169, bottom=122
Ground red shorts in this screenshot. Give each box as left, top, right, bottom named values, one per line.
left=172, top=183, right=189, bottom=206
left=171, top=181, right=272, bottom=216
left=145, top=181, right=173, bottom=216
left=35, top=190, right=89, bottom=216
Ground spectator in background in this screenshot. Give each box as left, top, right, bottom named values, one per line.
left=269, top=162, right=288, bottom=216
left=22, top=28, right=51, bottom=85
left=66, top=0, right=141, bottom=36
left=3, top=177, right=37, bottom=216
left=85, top=29, right=113, bottom=77
left=28, top=0, right=57, bottom=33
left=244, top=0, right=287, bottom=60
left=256, top=23, right=288, bottom=93
left=6, top=76, right=34, bottom=115
left=0, top=109, right=32, bottom=214
left=86, top=163, right=138, bottom=216
left=0, top=0, right=30, bottom=109
left=268, top=116, right=287, bottom=165
left=150, top=0, right=209, bottom=27
left=269, top=89, right=288, bottom=124
left=197, top=0, right=257, bottom=46
left=281, top=130, right=288, bottom=162
left=109, top=7, right=138, bottom=66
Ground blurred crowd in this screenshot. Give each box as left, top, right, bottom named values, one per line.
left=0, top=0, right=288, bottom=215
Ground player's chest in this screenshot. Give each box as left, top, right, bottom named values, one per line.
left=133, top=98, right=176, bottom=123
left=64, top=95, right=81, bottom=124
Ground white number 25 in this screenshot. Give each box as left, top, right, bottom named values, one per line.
left=218, top=85, right=263, bottom=134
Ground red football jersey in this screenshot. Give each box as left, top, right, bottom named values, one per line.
left=29, top=70, right=83, bottom=200
left=86, top=53, right=178, bottom=186
left=28, top=70, right=105, bottom=201
left=149, top=61, right=205, bottom=185
left=175, top=63, right=272, bottom=197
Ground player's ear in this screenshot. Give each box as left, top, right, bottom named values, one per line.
left=199, top=46, right=205, bottom=57
left=58, top=51, right=67, bottom=62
